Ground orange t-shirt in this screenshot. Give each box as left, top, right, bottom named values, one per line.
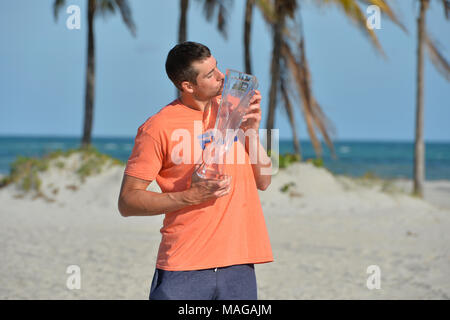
left=124, top=98, right=274, bottom=271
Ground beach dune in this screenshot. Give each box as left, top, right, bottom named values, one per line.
left=0, top=159, right=449, bottom=299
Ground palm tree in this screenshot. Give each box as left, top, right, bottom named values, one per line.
left=251, top=0, right=405, bottom=159
left=413, top=0, right=450, bottom=197
left=176, top=0, right=230, bottom=98
left=178, top=0, right=231, bottom=44
left=179, top=0, right=190, bottom=43
left=53, top=0, right=136, bottom=148
left=265, top=0, right=292, bottom=154
left=244, top=0, right=255, bottom=74
left=244, top=0, right=276, bottom=74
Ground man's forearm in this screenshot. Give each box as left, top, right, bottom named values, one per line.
left=244, top=132, right=272, bottom=190
left=119, top=189, right=193, bottom=217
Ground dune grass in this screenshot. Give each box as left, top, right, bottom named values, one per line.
left=0, top=146, right=125, bottom=192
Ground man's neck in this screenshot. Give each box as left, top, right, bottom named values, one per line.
left=179, top=94, right=211, bottom=113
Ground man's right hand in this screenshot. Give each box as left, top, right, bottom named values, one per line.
left=182, top=165, right=232, bottom=205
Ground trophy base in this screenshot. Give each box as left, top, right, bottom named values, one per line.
left=196, top=164, right=228, bottom=180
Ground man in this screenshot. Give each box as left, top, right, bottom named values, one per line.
left=118, top=41, right=273, bottom=300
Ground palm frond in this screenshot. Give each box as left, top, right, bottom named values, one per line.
left=53, top=0, right=66, bottom=21
left=115, top=0, right=137, bottom=36
left=297, top=36, right=337, bottom=158
left=425, top=31, right=450, bottom=81
left=310, top=99, right=337, bottom=159
left=280, top=74, right=302, bottom=157
left=282, top=40, right=323, bottom=158
left=98, top=0, right=115, bottom=15
left=198, top=0, right=231, bottom=39
left=316, top=0, right=386, bottom=57
left=357, top=0, right=407, bottom=32
left=93, top=0, right=136, bottom=36
left=217, top=2, right=228, bottom=37
left=282, top=36, right=338, bottom=159
left=257, top=1, right=338, bottom=158
left=202, top=0, right=216, bottom=21
left=442, top=0, right=450, bottom=19
left=255, top=0, right=276, bottom=23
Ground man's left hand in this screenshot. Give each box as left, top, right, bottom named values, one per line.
left=240, top=90, right=262, bottom=133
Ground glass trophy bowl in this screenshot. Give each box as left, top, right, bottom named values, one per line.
left=196, top=69, right=258, bottom=179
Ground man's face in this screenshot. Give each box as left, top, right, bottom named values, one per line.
left=190, top=55, right=225, bottom=100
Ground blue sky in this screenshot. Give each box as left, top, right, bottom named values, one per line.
left=0, top=0, right=449, bottom=141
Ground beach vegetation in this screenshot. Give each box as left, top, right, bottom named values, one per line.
left=353, top=170, right=402, bottom=195
left=55, top=160, right=65, bottom=169
left=269, top=150, right=325, bottom=170
left=279, top=153, right=301, bottom=169
left=354, top=170, right=383, bottom=187
left=280, top=181, right=296, bottom=193
left=268, top=151, right=301, bottom=169
left=0, top=146, right=124, bottom=192
left=75, top=145, right=124, bottom=182
left=306, top=157, right=323, bottom=168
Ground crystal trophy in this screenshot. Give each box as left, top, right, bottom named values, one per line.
left=196, top=69, right=258, bottom=179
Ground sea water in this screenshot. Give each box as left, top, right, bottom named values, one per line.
left=0, top=136, right=449, bottom=180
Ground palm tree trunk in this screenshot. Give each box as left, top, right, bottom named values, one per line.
left=178, top=0, right=189, bottom=43
left=266, top=0, right=284, bottom=153
left=176, top=0, right=189, bottom=98
left=413, top=0, right=429, bottom=197
left=82, top=0, right=96, bottom=149
left=244, top=0, right=254, bottom=74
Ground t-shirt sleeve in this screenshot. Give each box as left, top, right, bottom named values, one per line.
left=124, top=125, right=163, bottom=181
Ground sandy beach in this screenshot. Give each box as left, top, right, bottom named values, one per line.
left=1, top=158, right=449, bottom=299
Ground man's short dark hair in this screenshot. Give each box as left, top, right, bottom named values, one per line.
left=165, top=41, right=211, bottom=91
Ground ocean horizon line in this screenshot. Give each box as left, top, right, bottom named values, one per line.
left=1, top=134, right=449, bottom=144
left=1, top=135, right=449, bottom=180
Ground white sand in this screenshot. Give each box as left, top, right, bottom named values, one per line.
left=0, top=159, right=449, bottom=299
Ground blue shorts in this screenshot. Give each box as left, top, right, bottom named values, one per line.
left=149, top=263, right=257, bottom=300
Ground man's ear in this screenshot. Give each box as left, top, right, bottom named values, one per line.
left=180, top=81, right=194, bottom=93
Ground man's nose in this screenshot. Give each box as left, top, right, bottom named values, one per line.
left=217, top=69, right=225, bottom=80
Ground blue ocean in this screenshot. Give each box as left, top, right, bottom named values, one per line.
left=1, top=136, right=449, bottom=180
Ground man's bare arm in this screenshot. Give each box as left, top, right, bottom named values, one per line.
left=118, top=174, right=190, bottom=217
left=245, top=132, right=272, bottom=191
left=118, top=171, right=231, bottom=217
